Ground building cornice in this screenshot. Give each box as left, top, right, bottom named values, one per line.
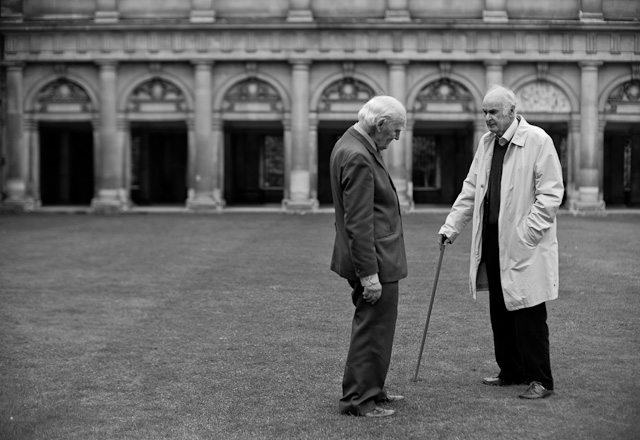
left=2, top=26, right=639, bottom=64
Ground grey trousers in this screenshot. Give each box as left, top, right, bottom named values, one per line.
left=338, top=280, right=399, bottom=415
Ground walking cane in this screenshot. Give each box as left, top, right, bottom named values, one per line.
left=412, top=243, right=446, bottom=382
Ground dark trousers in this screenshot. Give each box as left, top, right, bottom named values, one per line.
left=484, top=224, right=554, bottom=390
left=338, top=280, right=398, bottom=415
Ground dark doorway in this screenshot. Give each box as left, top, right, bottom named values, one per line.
left=412, top=123, right=473, bottom=205
left=39, top=122, right=94, bottom=206
left=604, top=124, right=640, bottom=206
left=130, top=123, right=188, bottom=206
left=224, top=124, right=284, bottom=205
left=317, top=122, right=352, bottom=206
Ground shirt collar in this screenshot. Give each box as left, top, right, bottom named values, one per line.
left=353, top=123, right=378, bottom=151
left=497, top=117, right=519, bottom=146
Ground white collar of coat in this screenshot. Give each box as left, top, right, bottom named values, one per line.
left=353, top=123, right=379, bottom=152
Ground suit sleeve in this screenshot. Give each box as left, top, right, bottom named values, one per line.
left=341, top=150, right=378, bottom=278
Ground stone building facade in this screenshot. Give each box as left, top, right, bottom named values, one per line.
left=1, top=0, right=639, bottom=213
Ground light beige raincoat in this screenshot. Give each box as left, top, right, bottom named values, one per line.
left=439, top=116, right=564, bottom=311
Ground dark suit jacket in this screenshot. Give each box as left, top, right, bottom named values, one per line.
left=330, top=126, right=408, bottom=283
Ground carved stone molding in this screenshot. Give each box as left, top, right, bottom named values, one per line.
left=127, top=78, right=187, bottom=112
left=414, top=78, right=474, bottom=113
left=516, top=81, right=571, bottom=113
left=319, top=78, right=375, bottom=112
left=35, top=78, right=93, bottom=113
left=223, top=78, right=283, bottom=113
left=605, top=80, right=640, bottom=114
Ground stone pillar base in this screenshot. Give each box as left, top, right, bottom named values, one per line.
left=287, top=10, right=313, bottom=22
left=190, top=10, right=215, bottom=23
left=569, top=186, right=606, bottom=216
left=187, top=196, right=224, bottom=212
left=94, top=11, right=119, bottom=23
left=0, top=197, right=36, bottom=213
left=483, top=10, right=508, bottom=22
left=91, top=189, right=128, bottom=214
left=282, top=198, right=319, bottom=214
left=385, top=10, right=411, bottom=22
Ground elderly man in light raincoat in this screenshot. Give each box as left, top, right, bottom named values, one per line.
left=438, top=85, right=564, bottom=400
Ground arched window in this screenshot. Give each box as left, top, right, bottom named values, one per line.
left=223, top=78, right=283, bottom=113
left=127, top=78, right=187, bottom=112
left=414, top=78, right=474, bottom=113
left=35, top=78, right=92, bottom=113
left=319, top=78, right=375, bottom=112
left=605, top=80, right=640, bottom=114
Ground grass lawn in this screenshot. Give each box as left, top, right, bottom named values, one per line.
left=0, top=212, right=638, bottom=440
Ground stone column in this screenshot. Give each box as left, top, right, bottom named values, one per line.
left=571, top=62, right=605, bottom=214
left=211, top=113, right=224, bottom=206
left=483, top=0, right=508, bottom=22
left=387, top=60, right=411, bottom=210
left=190, top=0, right=215, bottom=23
left=283, top=60, right=317, bottom=212
left=188, top=61, right=221, bottom=211
left=308, top=114, right=319, bottom=201
left=403, top=118, right=415, bottom=207
left=95, top=0, right=119, bottom=23
left=2, top=63, right=30, bottom=211
left=580, top=0, right=604, bottom=21
left=386, top=0, right=410, bottom=22
left=287, top=0, right=313, bottom=22
left=567, top=119, right=581, bottom=203
left=282, top=116, right=292, bottom=202
left=25, top=118, right=40, bottom=208
left=92, top=61, right=126, bottom=212
left=186, top=117, right=196, bottom=201
left=474, top=119, right=488, bottom=154
left=484, top=60, right=506, bottom=90
left=117, top=118, right=131, bottom=208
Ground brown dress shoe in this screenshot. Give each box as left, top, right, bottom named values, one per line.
left=482, top=376, right=517, bottom=386
left=378, top=394, right=405, bottom=403
left=364, top=407, right=396, bottom=418
left=519, top=381, right=554, bottom=399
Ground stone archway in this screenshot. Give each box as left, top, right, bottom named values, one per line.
left=125, top=77, right=190, bottom=206
left=603, top=79, right=640, bottom=206
left=315, top=76, right=376, bottom=205
left=410, top=78, right=476, bottom=204
left=221, top=77, right=287, bottom=206
left=31, top=78, right=96, bottom=206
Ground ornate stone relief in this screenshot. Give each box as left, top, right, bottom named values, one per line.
left=319, top=78, right=375, bottom=112
left=414, top=78, right=473, bottom=113
left=605, top=80, right=640, bottom=114
left=35, top=78, right=92, bottom=112
left=127, top=78, right=186, bottom=112
left=516, top=82, right=571, bottom=113
left=223, top=78, right=283, bottom=112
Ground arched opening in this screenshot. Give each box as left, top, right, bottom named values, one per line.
left=222, top=78, right=285, bottom=206
left=516, top=80, right=573, bottom=205
left=603, top=80, right=640, bottom=207
left=35, top=78, right=95, bottom=206
left=411, top=78, right=475, bottom=205
left=316, top=77, right=376, bottom=205
left=126, top=77, right=189, bottom=206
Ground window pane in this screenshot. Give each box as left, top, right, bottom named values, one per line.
left=413, top=136, right=439, bottom=189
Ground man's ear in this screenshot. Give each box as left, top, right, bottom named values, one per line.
left=376, top=119, right=386, bottom=131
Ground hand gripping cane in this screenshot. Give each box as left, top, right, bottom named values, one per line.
left=413, top=244, right=446, bottom=382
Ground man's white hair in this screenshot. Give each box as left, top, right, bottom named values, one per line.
left=486, top=85, right=517, bottom=116
left=358, top=95, right=407, bottom=128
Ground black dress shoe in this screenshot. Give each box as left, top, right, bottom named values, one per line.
left=519, top=381, right=554, bottom=399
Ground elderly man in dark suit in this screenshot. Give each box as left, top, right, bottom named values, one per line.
left=330, top=95, right=408, bottom=418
